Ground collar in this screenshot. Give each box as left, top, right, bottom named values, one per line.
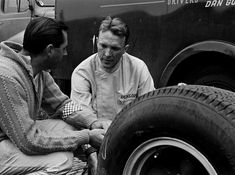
left=96, top=54, right=123, bottom=74
left=0, top=41, right=34, bottom=77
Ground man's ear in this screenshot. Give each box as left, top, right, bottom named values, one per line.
left=45, top=44, right=54, bottom=56
left=124, top=44, right=129, bottom=52
left=96, top=37, right=99, bottom=46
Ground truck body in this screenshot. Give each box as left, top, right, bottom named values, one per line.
left=54, top=0, right=235, bottom=96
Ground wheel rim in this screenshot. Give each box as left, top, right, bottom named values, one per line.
left=123, top=137, right=217, bottom=175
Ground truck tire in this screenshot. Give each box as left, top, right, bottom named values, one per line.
left=97, top=85, right=235, bottom=175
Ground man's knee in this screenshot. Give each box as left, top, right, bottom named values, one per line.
left=51, top=152, right=87, bottom=175
left=46, top=152, right=74, bottom=173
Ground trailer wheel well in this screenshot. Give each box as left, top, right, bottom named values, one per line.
left=167, top=51, right=235, bottom=92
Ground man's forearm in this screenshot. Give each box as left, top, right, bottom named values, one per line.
left=62, top=101, right=97, bottom=129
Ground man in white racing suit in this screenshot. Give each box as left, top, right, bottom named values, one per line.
left=71, top=16, right=155, bottom=121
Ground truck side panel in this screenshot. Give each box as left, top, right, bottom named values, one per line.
left=55, top=0, right=235, bottom=95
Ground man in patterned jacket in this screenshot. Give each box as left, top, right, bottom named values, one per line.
left=0, top=17, right=108, bottom=175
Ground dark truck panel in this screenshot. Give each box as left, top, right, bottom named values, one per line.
left=55, top=0, right=235, bottom=95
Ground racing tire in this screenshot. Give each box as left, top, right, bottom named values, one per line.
left=97, top=85, right=235, bottom=175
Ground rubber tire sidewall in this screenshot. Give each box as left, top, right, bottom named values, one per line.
left=98, top=93, right=235, bottom=175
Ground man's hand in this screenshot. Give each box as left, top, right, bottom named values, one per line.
left=88, top=129, right=105, bottom=149
left=87, top=152, right=98, bottom=175
left=90, top=119, right=112, bottom=131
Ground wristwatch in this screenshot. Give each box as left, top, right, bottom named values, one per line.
left=82, top=144, right=97, bottom=156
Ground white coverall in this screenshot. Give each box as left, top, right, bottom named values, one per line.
left=71, top=53, right=155, bottom=120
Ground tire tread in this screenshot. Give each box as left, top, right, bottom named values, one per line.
left=121, top=85, right=235, bottom=126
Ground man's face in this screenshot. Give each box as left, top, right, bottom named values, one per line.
left=49, top=30, right=68, bottom=69
left=97, top=30, right=126, bottom=71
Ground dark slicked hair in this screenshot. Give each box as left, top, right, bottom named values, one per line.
left=99, top=16, right=130, bottom=45
left=23, top=17, right=68, bottom=55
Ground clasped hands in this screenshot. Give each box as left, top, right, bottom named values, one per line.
left=87, top=119, right=111, bottom=175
